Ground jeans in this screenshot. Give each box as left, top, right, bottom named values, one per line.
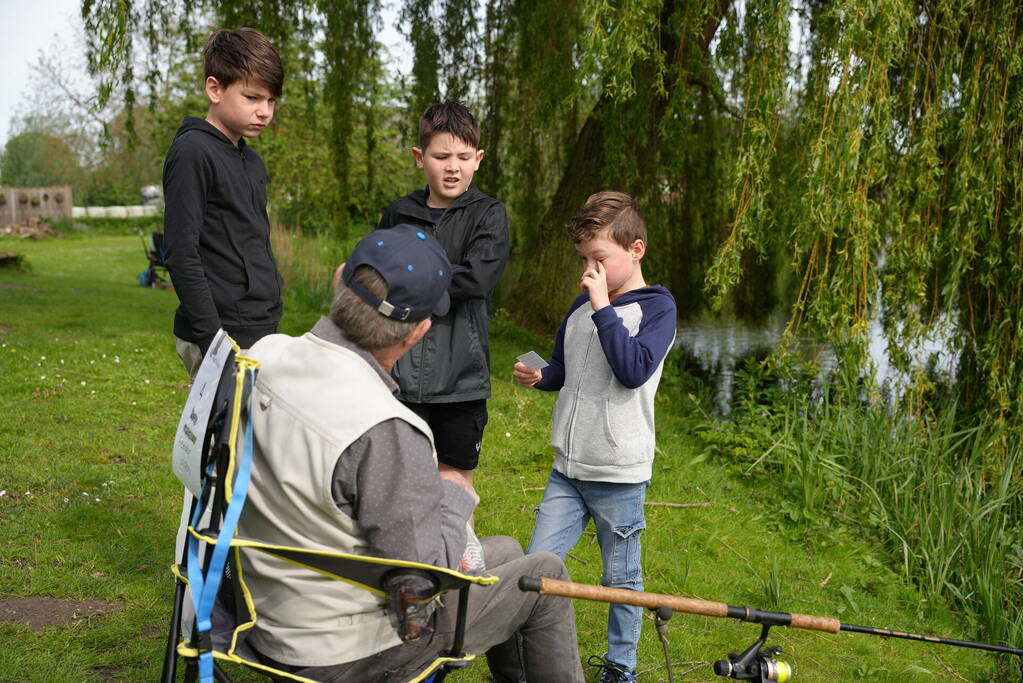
left=527, top=470, right=648, bottom=671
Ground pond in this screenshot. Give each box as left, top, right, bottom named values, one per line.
left=674, top=306, right=959, bottom=414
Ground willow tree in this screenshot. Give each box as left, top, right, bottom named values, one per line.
left=480, top=0, right=742, bottom=326
left=83, top=0, right=1023, bottom=433
left=400, top=0, right=443, bottom=129
left=465, top=0, right=1022, bottom=438
left=81, top=0, right=397, bottom=235
left=712, top=1, right=1023, bottom=435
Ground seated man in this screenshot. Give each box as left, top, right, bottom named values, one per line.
left=237, top=224, right=585, bottom=682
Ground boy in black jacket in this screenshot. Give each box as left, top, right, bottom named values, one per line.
left=376, top=101, right=510, bottom=490
left=162, top=28, right=285, bottom=378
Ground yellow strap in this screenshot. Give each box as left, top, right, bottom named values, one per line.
left=170, top=563, right=188, bottom=584
left=226, top=546, right=258, bottom=655
left=175, top=642, right=320, bottom=683
left=188, top=530, right=498, bottom=587
left=222, top=353, right=258, bottom=502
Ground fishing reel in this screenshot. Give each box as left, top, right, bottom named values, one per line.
left=713, top=624, right=793, bottom=682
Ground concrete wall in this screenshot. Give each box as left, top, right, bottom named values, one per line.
left=0, top=186, right=73, bottom=226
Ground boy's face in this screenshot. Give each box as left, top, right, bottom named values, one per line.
left=205, top=77, right=276, bottom=145
left=412, top=133, right=484, bottom=208
left=575, top=230, right=646, bottom=299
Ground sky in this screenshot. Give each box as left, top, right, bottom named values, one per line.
left=0, top=0, right=83, bottom=149
left=0, top=1, right=410, bottom=152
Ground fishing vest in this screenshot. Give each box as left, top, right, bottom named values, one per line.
left=238, top=331, right=434, bottom=666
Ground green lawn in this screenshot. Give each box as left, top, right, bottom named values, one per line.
left=0, top=233, right=1012, bottom=681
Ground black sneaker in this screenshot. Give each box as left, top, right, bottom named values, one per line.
left=587, top=655, right=638, bottom=683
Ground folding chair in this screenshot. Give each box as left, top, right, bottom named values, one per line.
left=137, top=228, right=172, bottom=289
left=161, top=336, right=497, bottom=683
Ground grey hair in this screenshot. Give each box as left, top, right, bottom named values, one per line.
left=329, top=265, right=418, bottom=351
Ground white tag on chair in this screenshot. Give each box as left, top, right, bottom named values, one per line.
left=172, top=329, right=235, bottom=496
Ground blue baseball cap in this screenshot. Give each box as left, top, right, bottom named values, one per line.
left=342, top=224, right=452, bottom=322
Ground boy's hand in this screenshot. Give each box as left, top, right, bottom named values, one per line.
left=513, top=361, right=542, bottom=387
left=581, top=261, right=611, bottom=310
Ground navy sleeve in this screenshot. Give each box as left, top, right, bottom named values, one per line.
left=534, top=294, right=590, bottom=392
left=162, top=138, right=220, bottom=349
left=591, top=292, right=677, bottom=389
left=448, top=201, right=510, bottom=301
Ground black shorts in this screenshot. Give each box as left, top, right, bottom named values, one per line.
left=404, top=399, right=488, bottom=471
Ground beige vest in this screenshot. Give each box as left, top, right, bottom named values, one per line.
left=238, top=332, right=434, bottom=667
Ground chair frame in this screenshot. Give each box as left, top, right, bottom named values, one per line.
left=137, top=228, right=172, bottom=289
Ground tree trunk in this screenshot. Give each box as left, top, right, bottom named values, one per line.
left=503, top=0, right=729, bottom=328
left=503, top=97, right=609, bottom=329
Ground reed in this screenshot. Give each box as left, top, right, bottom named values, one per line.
left=269, top=223, right=366, bottom=326
left=714, top=368, right=1023, bottom=651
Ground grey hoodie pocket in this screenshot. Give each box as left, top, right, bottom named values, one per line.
left=554, top=390, right=619, bottom=461
left=551, top=390, right=574, bottom=456
left=579, top=393, right=619, bottom=449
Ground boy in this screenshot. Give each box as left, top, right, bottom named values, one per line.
left=375, top=101, right=510, bottom=489
left=163, top=28, right=285, bottom=378
left=513, top=191, right=676, bottom=683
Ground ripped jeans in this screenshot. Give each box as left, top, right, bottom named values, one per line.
left=526, top=469, right=649, bottom=670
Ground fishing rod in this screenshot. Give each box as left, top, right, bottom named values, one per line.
left=519, top=576, right=1023, bottom=682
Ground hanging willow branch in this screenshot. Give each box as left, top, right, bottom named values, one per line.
left=80, top=0, right=1023, bottom=430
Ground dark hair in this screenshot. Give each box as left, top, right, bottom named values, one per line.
left=203, top=28, right=284, bottom=98
left=418, top=101, right=480, bottom=150
left=567, top=191, right=647, bottom=250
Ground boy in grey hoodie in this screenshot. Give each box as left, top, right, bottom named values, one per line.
left=513, top=191, right=676, bottom=683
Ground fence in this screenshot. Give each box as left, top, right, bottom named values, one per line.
left=0, top=186, right=72, bottom=226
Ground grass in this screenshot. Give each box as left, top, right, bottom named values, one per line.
left=0, top=231, right=1016, bottom=681
left=702, top=365, right=1023, bottom=653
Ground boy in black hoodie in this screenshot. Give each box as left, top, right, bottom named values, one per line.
left=162, top=28, right=285, bottom=378
left=375, top=102, right=510, bottom=492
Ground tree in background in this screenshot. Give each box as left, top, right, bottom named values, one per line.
left=470, top=0, right=1023, bottom=443
left=1, top=12, right=199, bottom=205
left=0, top=131, right=82, bottom=189
left=79, top=0, right=1023, bottom=431
left=78, top=0, right=417, bottom=236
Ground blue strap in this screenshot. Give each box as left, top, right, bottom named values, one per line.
left=185, top=368, right=257, bottom=683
